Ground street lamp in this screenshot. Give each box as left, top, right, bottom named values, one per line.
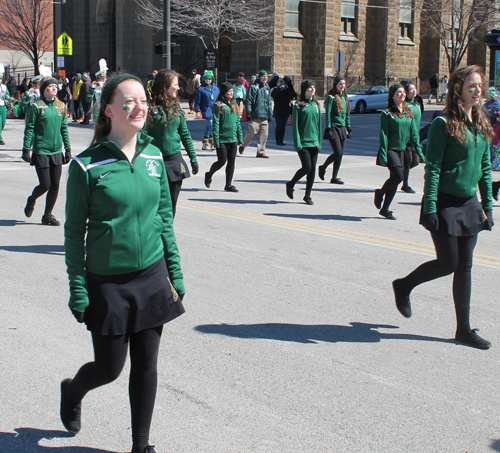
left=163, top=0, right=171, bottom=70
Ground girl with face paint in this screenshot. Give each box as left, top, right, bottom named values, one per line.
left=62, top=74, right=185, bottom=453
left=392, top=66, right=495, bottom=350
left=146, top=69, right=198, bottom=216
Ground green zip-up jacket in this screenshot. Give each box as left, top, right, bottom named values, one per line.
left=245, top=81, right=273, bottom=120
left=23, top=98, right=70, bottom=154
left=212, top=100, right=243, bottom=148
left=146, top=106, right=197, bottom=162
left=325, top=94, right=350, bottom=129
left=378, top=107, right=423, bottom=166
left=406, top=98, right=422, bottom=128
left=64, top=131, right=185, bottom=313
left=292, top=99, right=322, bottom=151
left=422, top=116, right=493, bottom=214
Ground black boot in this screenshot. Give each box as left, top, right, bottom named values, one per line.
left=275, top=130, right=281, bottom=145
left=279, top=130, right=286, bottom=146
left=24, top=195, right=36, bottom=218
left=392, top=279, right=412, bottom=318
left=60, top=378, right=82, bottom=434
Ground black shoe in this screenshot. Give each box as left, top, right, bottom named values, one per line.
left=379, top=209, right=396, bottom=220
left=285, top=181, right=294, bottom=199
left=132, top=445, right=157, bottom=453
left=318, top=165, right=326, bottom=181
left=0, top=140, right=5, bottom=145
left=204, top=172, right=212, bottom=189
left=330, top=177, right=344, bottom=185
left=492, top=181, right=500, bottom=201
left=374, top=189, right=383, bottom=209
left=238, top=145, right=244, bottom=154
left=455, top=329, right=491, bottom=350
left=60, top=378, right=82, bottom=434
left=41, top=214, right=61, bottom=226
left=401, top=186, right=416, bottom=194
left=392, top=279, right=411, bottom=318
left=224, top=185, right=239, bottom=192
left=24, top=196, right=36, bottom=218
left=303, top=196, right=314, bottom=205
left=256, top=153, right=269, bottom=158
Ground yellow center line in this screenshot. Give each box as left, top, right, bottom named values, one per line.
left=179, top=201, right=500, bottom=268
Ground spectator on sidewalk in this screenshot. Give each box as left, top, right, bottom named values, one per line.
left=428, top=73, right=439, bottom=104
left=186, top=69, right=200, bottom=114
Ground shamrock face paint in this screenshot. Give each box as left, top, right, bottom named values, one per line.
left=124, top=105, right=130, bottom=111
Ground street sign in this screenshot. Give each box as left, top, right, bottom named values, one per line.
left=58, top=70, right=66, bottom=78
left=204, top=43, right=218, bottom=69
left=57, top=32, right=73, bottom=56
left=57, top=57, right=65, bottom=68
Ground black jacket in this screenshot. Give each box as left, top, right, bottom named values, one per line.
left=271, top=85, right=296, bottom=117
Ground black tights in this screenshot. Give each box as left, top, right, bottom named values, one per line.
left=321, top=137, right=346, bottom=179
left=290, top=147, right=319, bottom=197
left=66, top=326, right=163, bottom=451
left=399, top=231, right=478, bottom=332
left=169, top=180, right=182, bottom=218
left=208, top=142, right=237, bottom=188
left=31, top=165, right=62, bottom=215
left=379, top=166, right=404, bottom=211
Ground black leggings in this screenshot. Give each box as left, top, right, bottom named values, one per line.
left=290, top=147, right=319, bottom=197
left=66, top=326, right=163, bottom=451
left=400, top=231, right=478, bottom=331
left=169, top=180, right=182, bottom=218
left=31, top=164, right=62, bottom=215
left=379, top=166, right=404, bottom=211
left=208, top=142, right=237, bottom=188
left=321, top=137, right=346, bottom=179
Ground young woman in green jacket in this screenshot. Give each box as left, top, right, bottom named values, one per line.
left=400, top=82, right=423, bottom=193
left=147, top=69, right=199, bottom=216
left=22, top=77, right=71, bottom=225
left=286, top=80, right=322, bottom=205
left=392, top=66, right=494, bottom=350
left=62, top=74, right=185, bottom=453
left=318, top=76, right=351, bottom=184
left=374, top=83, right=422, bottom=220
left=204, top=82, right=243, bottom=192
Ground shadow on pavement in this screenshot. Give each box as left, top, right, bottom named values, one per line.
left=195, top=322, right=454, bottom=345
left=0, top=428, right=120, bottom=452
left=187, top=198, right=288, bottom=205
left=490, top=439, right=500, bottom=451
left=0, top=219, right=41, bottom=226
left=0, top=245, right=65, bottom=255
left=264, top=213, right=367, bottom=222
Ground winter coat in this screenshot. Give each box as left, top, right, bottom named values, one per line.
left=245, top=80, right=272, bottom=120
left=271, top=85, right=295, bottom=117
left=194, top=83, right=219, bottom=119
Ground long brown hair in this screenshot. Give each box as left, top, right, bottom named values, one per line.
left=328, top=76, right=350, bottom=113
left=388, top=83, right=413, bottom=119
left=443, top=65, right=494, bottom=143
left=147, top=69, right=183, bottom=129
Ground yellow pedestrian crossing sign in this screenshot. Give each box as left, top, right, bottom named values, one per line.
left=57, top=32, right=73, bottom=56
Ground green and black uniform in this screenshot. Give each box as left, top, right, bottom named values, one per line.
left=319, top=93, right=351, bottom=182
left=393, top=115, right=493, bottom=346
left=401, top=97, right=423, bottom=191
left=0, top=83, right=10, bottom=143
left=146, top=104, right=198, bottom=215
left=288, top=98, right=322, bottom=201
left=206, top=100, right=243, bottom=190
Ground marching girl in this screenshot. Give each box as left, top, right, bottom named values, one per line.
left=285, top=80, right=322, bottom=205
left=147, top=69, right=199, bottom=216
left=22, top=76, right=71, bottom=225
left=400, top=82, right=423, bottom=194
left=204, top=82, right=243, bottom=192
left=392, top=65, right=494, bottom=349
left=0, top=65, right=10, bottom=145
left=62, top=74, right=185, bottom=453
left=374, top=83, right=423, bottom=220
left=318, top=76, right=351, bottom=184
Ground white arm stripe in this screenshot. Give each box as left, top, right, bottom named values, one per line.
left=73, top=157, right=87, bottom=172
left=435, top=116, right=446, bottom=123
left=74, top=157, right=118, bottom=172
left=138, top=154, right=163, bottom=159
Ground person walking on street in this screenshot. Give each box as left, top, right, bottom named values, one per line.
left=186, top=69, right=200, bottom=114
left=318, top=76, right=351, bottom=185
left=205, top=82, right=243, bottom=193
left=271, top=77, right=296, bottom=146
left=233, top=75, right=247, bottom=108
left=0, top=65, right=10, bottom=145
left=240, top=70, right=273, bottom=158
left=62, top=74, right=185, bottom=453
left=286, top=80, right=322, bottom=205
left=72, top=74, right=83, bottom=122
left=22, top=76, right=71, bottom=226
left=79, top=73, right=92, bottom=124
left=194, top=70, right=219, bottom=151
left=400, top=82, right=423, bottom=193
left=392, top=65, right=494, bottom=350
left=428, top=73, right=439, bottom=104
left=374, top=83, right=423, bottom=220
left=147, top=69, right=199, bottom=216
left=440, top=75, right=448, bottom=102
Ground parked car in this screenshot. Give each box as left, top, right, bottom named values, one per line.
left=347, top=85, right=389, bottom=113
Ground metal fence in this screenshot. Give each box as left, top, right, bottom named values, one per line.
left=4, top=63, right=54, bottom=85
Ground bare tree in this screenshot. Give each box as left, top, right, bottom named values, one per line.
left=134, top=0, right=274, bottom=49
left=0, top=0, right=52, bottom=74
left=420, top=0, right=498, bottom=74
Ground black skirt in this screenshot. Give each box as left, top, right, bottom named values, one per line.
left=31, top=152, right=64, bottom=168
left=420, top=192, right=486, bottom=237
left=164, top=152, right=190, bottom=182
left=85, top=258, right=185, bottom=335
left=385, top=149, right=412, bottom=169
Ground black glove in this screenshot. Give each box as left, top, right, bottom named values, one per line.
left=180, top=293, right=185, bottom=302
left=191, top=161, right=199, bottom=175
left=21, top=149, right=31, bottom=163
left=71, top=309, right=85, bottom=323
left=346, top=128, right=352, bottom=139
left=421, top=212, right=439, bottom=232
left=484, top=211, right=494, bottom=231
left=64, top=149, right=72, bottom=164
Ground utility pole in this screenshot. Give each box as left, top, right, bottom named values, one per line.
left=163, top=0, right=171, bottom=69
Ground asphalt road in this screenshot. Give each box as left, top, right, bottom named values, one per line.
left=1, top=103, right=500, bottom=453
